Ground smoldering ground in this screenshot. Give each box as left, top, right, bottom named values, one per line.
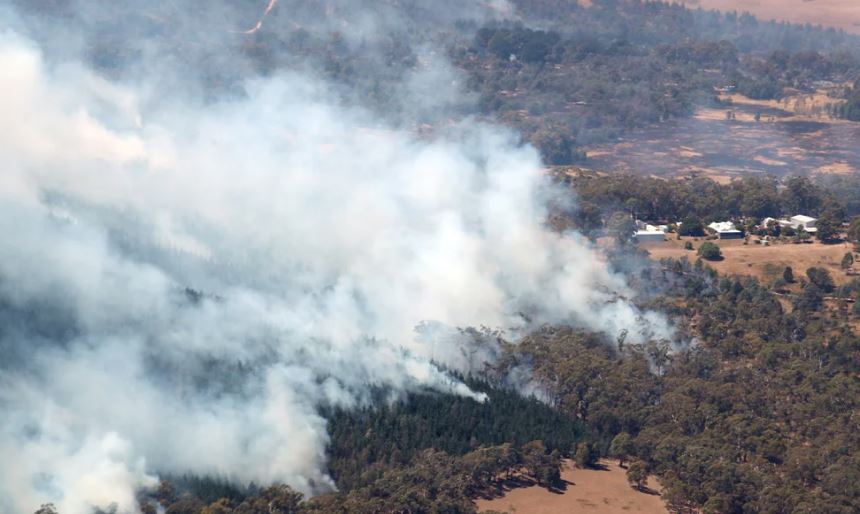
left=0, top=2, right=672, bottom=513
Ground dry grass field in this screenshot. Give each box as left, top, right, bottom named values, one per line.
left=583, top=90, right=860, bottom=181
left=475, top=460, right=667, bottom=514
left=676, top=0, right=860, bottom=35
left=642, top=237, right=859, bottom=286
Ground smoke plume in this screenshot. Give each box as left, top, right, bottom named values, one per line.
left=0, top=3, right=671, bottom=513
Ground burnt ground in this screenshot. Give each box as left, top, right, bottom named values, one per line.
left=583, top=94, right=860, bottom=181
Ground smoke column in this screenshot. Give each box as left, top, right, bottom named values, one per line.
left=0, top=4, right=672, bottom=513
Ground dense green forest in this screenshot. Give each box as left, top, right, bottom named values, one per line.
left=131, top=383, right=582, bottom=514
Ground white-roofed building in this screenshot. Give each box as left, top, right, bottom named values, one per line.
left=790, top=215, right=817, bottom=233
left=634, top=230, right=666, bottom=242
left=708, top=221, right=743, bottom=239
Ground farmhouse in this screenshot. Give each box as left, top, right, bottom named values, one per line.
left=760, top=215, right=818, bottom=234
left=790, top=215, right=817, bottom=233
left=708, top=221, right=743, bottom=239
left=634, top=230, right=666, bottom=242
left=635, top=220, right=669, bottom=233
left=633, top=221, right=668, bottom=242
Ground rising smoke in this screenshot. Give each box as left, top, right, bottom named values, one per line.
left=0, top=2, right=672, bottom=513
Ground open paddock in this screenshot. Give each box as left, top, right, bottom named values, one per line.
left=642, top=237, right=858, bottom=285
left=476, top=460, right=667, bottom=514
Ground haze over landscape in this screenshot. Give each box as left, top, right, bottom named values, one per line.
left=4, top=1, right=860, bottom=514
left=678, top=0, right=860, bottom=35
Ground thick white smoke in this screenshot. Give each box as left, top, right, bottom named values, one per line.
left=0, top=21, right=671, bottom=514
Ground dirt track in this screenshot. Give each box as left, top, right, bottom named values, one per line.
left=476, top=460, right=667, bottom=514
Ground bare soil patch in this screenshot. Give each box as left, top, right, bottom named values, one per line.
left=643, top=237, right=859, bottom=285
left=475, top=460, right=667, bottom=514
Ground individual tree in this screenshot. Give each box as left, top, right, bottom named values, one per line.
left=697, top=242, right=722, bottom=261
left=794, top=283, right=824, bottom=312
left=766, top=219, right=781, bottom=237
left=574, top=442, right=597, bottom=469
left=781, top=176, right=825, bottom=216
left=772, top=277, right=788, bottom=291
left=684, top=241, right=694, bottom=250
left=678, top=215, right=705, bottom=237
left=609, top=432, right=634, bottom=467
left=233, top=485, right=303, bottom=514
left=626, top=461, right=648, bottom=491
left=521, top=440, right=561, bottom=486
left=842, top=252, right=854, bottom=269
left=164, top=495, right=205, bottom=514
left=34, top=505, right=58, bottom=514
left=574, top=201, right=603, bottom=238
left=531, top=130, right=578, bottom=165
left=607, top=212, right=636, bottom=245
left=200, top=499, right=233, bottom=514
left=783, top=266, right=795, bottom=283
left=806, top=267, right=835, bottom=293
left=815, top=213, right=839, bottom=242
left=847, top=217, right=860, bottom=244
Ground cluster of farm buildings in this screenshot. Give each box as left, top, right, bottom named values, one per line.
left=633, top=215, right=819, bottom=242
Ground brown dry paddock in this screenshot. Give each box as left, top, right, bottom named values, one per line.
left=642, top=237, right=858, bottom=285
left=675, top=0, right=860, bottom=35
left=475, top=460, right=667, bottom=514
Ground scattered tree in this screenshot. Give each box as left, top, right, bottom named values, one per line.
left=609, top=432, right=634, bottom=467
left=574, top=442, right=598, bottom=469
left=697, top=241, right=722, bottom=261
left=626, top=461, right=648, bottom=491
left=847, top=217, right=860, bottom=244
left=806, top=267, right=835, bottom=293
left=607, top=212, right=636, bottom=245
left=815, top=213, right=839, bottom=242
left=678, top=215, right=705, bottom=237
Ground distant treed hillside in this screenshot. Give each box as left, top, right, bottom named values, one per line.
left=14, top=0, right=860, bottom=165
left=453, top=1, right=860, bottom=164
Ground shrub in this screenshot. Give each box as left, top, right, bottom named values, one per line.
left=806, top=267, right=835, bottom=293
left=697, top=242, right=722, bottom=261
left=573, top=442, right=598, bottom=469
left=626, top=461, right=648, bottom=491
